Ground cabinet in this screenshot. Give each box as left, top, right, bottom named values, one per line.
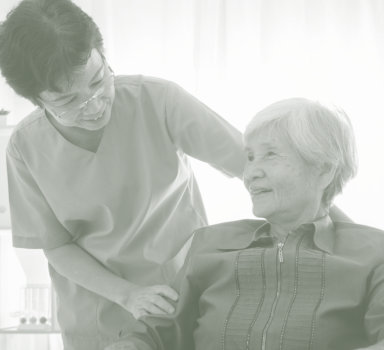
left=0, top=127, right=63, bottom=349
left=0, top=332, right=62, bottom=350
left=0, top=230, right=63, bottom=349
left=0, top=126, right=12, bottom=229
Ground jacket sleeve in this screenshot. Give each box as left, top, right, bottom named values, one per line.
left=114, top=233, right=203, bottom=350
left=362, top=262, right=384, bottom=349
left=164, top=81, right=245, bottom=179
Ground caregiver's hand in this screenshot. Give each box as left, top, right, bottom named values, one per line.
left=125, top=285, right=178, bottom=319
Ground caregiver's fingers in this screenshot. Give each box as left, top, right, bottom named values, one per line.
left=125, top=285, right=178, bottom=319
left=152, top=284, right=178, bottom=301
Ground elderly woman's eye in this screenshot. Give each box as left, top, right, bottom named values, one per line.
left=265, top=151, right=276, bottom=158
left=247, top=153, right=254, bottom=161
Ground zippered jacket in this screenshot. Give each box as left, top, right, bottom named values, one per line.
left=118, top=216, right=384, bottom=350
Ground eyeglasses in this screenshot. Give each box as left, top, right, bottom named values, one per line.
left=44, top=62, right=115, bottom=122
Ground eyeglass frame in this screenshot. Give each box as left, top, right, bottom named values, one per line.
left=40, top=59, right=115, bottom=122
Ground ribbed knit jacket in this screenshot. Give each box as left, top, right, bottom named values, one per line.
left=119, top=216, right=384, bottom=350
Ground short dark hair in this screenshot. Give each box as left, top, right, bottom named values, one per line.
left=0, top=0, right=104, bottom=103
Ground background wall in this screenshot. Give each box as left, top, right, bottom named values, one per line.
left=1, top=0, right=384, bottom=230
left=81, top=0, right=384, bottom=229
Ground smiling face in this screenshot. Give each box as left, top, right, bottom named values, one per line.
left=39, top=49, right=115, bottom=130
left=243, top=130, right=327, bottom=229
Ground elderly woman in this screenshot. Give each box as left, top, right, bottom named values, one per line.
left=107, top=98, right=384, bottom=350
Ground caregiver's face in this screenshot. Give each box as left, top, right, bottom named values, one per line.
left=39, top=49, right=115, bottom=131
left=243, top=130, right=324, bottom=225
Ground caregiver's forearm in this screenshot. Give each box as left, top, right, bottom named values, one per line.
left=44, top=242, right=135, bottom=306
left=44, top=242, right=178, bottom=319
left=329, top=205, right=353, bottom=222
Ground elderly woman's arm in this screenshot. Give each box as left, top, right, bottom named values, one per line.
left=355, top=262, right=384, bottom=349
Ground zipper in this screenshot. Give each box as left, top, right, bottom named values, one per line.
left=277, top=242, right=284, bottom=263
left=261, top=234, right=289, bottom=350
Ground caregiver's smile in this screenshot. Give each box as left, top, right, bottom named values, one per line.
left=39, top=49, right=115, bottom=130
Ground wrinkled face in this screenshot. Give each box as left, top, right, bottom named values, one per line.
left=243, top=130, right=325, bottom=226
left=39, top=49, right=115, bottom=130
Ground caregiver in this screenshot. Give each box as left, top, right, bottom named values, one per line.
left=0, top=0, right=244, bottom=349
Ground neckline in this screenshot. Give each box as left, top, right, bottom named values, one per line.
left=43, top=109, right=108, bottom=154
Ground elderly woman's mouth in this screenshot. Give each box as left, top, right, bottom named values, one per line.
left=249, top=187, right=273, bottom=196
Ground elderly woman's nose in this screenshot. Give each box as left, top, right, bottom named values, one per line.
left=244, top=164, right=265, bottom=181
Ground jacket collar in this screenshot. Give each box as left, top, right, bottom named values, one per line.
left=217, top=215, right=335, bottom=254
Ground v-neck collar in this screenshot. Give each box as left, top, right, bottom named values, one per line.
left=43, top=109, right=108, bottom=154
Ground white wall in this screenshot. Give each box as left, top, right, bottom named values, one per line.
left=1, top=0, right=384, bottom=231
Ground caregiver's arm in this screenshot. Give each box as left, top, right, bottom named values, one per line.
left=44, top=242, right=178, bottom=319
left=7, top=143, right=177, bottom=320
left=329, top=205, right=353, bottom=222
left=164, top=81, right=245, bottom=179
left=104, top=231, right=202, bottom=350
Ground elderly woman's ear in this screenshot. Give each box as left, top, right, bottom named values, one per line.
left=318, top=163, right=337, bottom=192
left=321, top=164, right=353, bottom=222
left=317, top=164, right=353, bottom=222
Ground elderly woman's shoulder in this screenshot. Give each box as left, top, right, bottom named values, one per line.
left=333, top=221, right=384, bottom=254
left=334, top=221, right=384, bottom=236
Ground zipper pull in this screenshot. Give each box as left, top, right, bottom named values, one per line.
left=277, top=242, right=284, bottom=263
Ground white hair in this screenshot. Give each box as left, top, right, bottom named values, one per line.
left=244, top=98, right=358, bottom=206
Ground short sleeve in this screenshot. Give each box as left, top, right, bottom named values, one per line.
left=6, top=144, right=72, bottom=249
left=164, top=81, right=245, bottom=178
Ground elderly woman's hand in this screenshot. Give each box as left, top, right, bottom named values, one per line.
left=123, top=285, right=178, bottom=319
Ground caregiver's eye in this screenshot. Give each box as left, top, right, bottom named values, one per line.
left=56, top=95, right=76, bottom=107
left=90, top=78, right=103, bottom=88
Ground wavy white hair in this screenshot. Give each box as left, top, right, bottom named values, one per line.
left=244, top=98, right=358, bottom=207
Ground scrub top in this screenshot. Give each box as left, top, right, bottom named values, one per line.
left=6, top=75, right=245, bottom=350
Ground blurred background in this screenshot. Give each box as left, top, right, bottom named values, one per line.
left=1, top=0, right=384, bottom=348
